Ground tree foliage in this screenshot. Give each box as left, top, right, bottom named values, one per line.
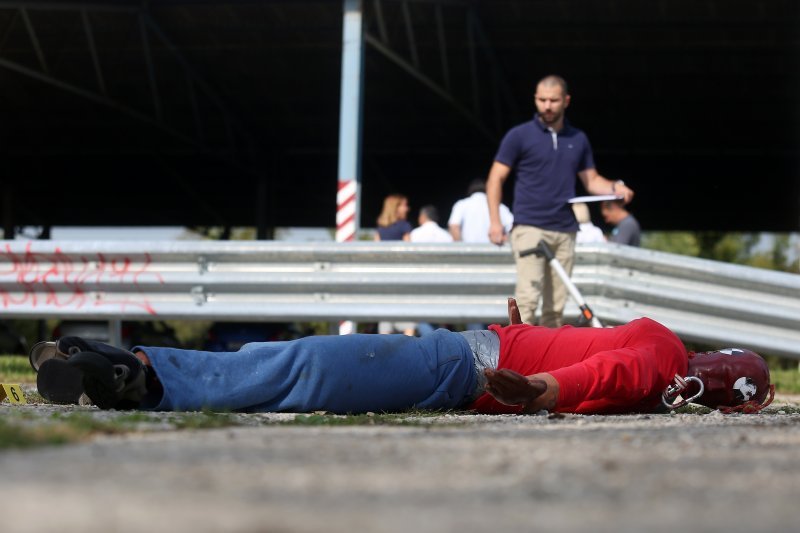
left=642, top=232, right=798, bottom=273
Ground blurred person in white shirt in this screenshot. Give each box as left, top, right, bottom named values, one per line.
left=448, top=178, right=513, bottom=243
left=572, top=202, right=605, bottom=244
left=410, top=205, right=453, bottom=243
left=407, top=205, right=452, bottom=335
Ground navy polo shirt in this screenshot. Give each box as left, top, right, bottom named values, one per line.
left=495, top=114, right=595, bottom=232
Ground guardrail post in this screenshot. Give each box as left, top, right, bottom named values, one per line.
left=108, top=319, right=122, bottom=348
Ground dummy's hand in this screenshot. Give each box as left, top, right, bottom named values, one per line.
left=484, top=368, right=547, bottom=407
left=507, top=297, right=522, bottom=325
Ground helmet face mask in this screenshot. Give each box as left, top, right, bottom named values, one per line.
left=664, top=348, right=772, bottom=412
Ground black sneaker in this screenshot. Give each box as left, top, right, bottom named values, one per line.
left=31, top=337, right=144, bottom=406
left=37, top=343, right=148, bottom=410
left=56, top=336, right=142, bottom=362
left=31, top=341, right=85, bottom=404
left=36, top=356, right=85, bottom=405
left=71, top=350, right=147, bottom=410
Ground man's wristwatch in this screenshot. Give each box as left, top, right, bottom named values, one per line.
left=612, top=180, right=625, bottom=194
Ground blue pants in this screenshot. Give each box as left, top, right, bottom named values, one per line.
left=136, top=329, right=477, bottom=414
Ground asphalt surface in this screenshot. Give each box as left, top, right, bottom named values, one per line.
left=1, top=398, right=799, bottom=533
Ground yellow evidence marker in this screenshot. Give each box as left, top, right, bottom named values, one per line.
left=0, top=383, right=27, bottom=404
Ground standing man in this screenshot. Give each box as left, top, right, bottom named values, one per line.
left=601, top=200, right=641, bottom=246
left=487, top=75, right=634, bottom=327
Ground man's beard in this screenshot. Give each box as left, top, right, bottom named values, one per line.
left=539, top=110, right=562, bottom=126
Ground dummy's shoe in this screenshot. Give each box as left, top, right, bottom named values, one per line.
left=29, top=336, right=138, bottom=371
left=71, top=350, right=147, bottom=410
left=30, top=341, right=85, bottom=404
left=35, top=355, right=84, bottom=405
left=31, top=337, right=141, bottom=405
left=55, top=336, right=140, bottom=362
left=38, top=348, right=147, bottom=410
left=29, top=341, right=62, bottom=372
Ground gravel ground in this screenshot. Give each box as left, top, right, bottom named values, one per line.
left=1, top=395, right=800, bottom=533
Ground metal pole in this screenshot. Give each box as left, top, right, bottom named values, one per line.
left=139, top=12, right=162, bottom=122
left=435, top=3, right=450, bottom=92
left=2, top=183, right=13, bottom=238
left=82, top=8, right=106, bottom=95
left=108, top=319, right=123, bottom=348
left=519, top=241, right=604, bottom=328
left=20, top=8, right=48, bottom=74
left=336, top=0, right=363, bottom=243
left=336, top=0, right=364, bottom=334
left=401, top=0, right=418, bottom=68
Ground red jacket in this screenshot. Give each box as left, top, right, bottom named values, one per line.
left=469, top=318, right=688, bottom=414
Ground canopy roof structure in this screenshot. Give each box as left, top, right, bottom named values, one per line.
left=1, top=0, right=797, bottom=236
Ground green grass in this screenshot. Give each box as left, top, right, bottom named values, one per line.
left=281, top=410, right=467, bottom=427
left=770, top=369, right=800, bottom=395
left=0, top=412, right=133, bottom=449
left=0, top=408, right=456, bottom=450
left=0, top=417, right=77, bottom=448
left=0, top=356, right=35, bottom=383
left=673, top=404, right=713, bottom=415
left=169, top=410, right=241, bottom=429
left=0, top=409, right=245, bottom=450
left=284, top=413, right=420, bottom=426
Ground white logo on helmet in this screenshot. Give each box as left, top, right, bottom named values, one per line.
left=719, top=348, right=745, bottom=356
left=733, top=377, right=757, bottom=402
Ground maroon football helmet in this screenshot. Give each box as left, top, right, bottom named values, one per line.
left=662, top=348, right=774, bottom=413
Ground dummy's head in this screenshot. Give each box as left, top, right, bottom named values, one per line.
left=665, top=348, right=773, bottom=413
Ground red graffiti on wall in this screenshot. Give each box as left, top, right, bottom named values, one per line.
left=0, top=242, right=165, bottom=315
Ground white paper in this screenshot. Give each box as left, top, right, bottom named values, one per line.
left=568, top=194, right=623, bottom=204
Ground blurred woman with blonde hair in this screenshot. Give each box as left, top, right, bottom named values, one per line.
left=375, top=194, right=412, bottom=241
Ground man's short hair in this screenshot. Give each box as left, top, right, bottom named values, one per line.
left=419, top=205, right=440, bottom=223
left=467, top=178, right=486, bottom=196
left=537, top=74, right=569, bottom=96
left=601, top=199, right=626, bottom=210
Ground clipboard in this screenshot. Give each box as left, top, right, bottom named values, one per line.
left=568, top=194, right=623, bottom=204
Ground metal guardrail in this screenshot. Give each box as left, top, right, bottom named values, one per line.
left=573, top=243, right=800, bottom=358
left=1, top=240, right=799, bottom=358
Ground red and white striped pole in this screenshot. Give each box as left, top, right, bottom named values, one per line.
left=336, top=180, right=357, bottom=243
left=336, top=0, right=363, bottom=335
left=336, top=180, right=357, bottom=335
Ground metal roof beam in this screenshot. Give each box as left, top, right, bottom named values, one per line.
left=139, top=11, right=163, bottom=122
left=20, top=8, right=48, bottom=74
left=0, top=5, right=260, bottom=176
left=400, top=0, right=419, bottom=68
left=365, top=31, right=495, bottom=142
left=434, top=2, right=450, bottom=91
left=365, top=0, right=509, bottom=141
left=0, top=2, right=138, bottom=12
left=81, top=9, right=107, bottom=95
